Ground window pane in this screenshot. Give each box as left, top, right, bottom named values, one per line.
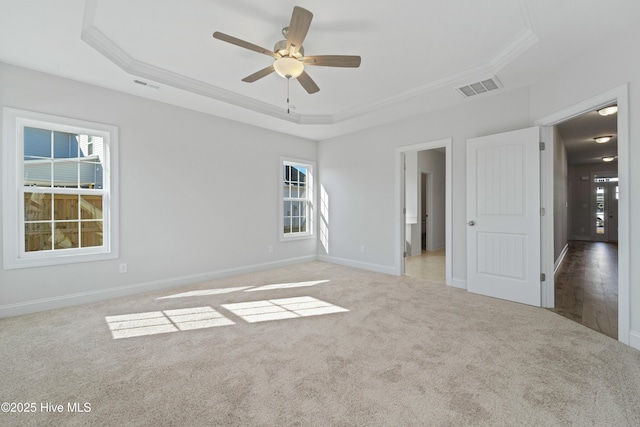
left=53, top=131, right=78, bottom=159
left=297, top=167, right=307, bottom=183
left=25, top=222, right=52, bottom=252
left=53, top=222, right=79, bottom=249
left=291, top=185, right=299, bottom=198
left=25, top=192, right=52, bottom=221
left=79, top=159, right=103, bottom=188
left=283, top=183, right=290, bottom=198
left=54, top=194, right=78, bottom=221
left=300, top=218, right=307, bottom=233
left=53, top=161, right=78, bottom=188
left=81, top=221, right=103, bottom=247
left=24, top=160, right=52, bottom=187
left=24, top=127, right=51, bottom=160
left=291, top=167, right=299, bottom=183
left=81, top=195, right=103, bottom=219
left=283, top=217, right=292, bottom=234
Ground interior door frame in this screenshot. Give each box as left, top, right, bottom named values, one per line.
left=395, top=138, right=452, bottom=286
left=535, top=83, right=629, bottom=345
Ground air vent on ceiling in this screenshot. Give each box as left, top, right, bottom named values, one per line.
left=456, top=77, right=502, bottom=98
left=133, top=79, right=160, bottom=89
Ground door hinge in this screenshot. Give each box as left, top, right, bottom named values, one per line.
left=540, top=273, right=546, bottom=282
left=540, top=207, right=546, bottom=216
left=539, top=142, right=546, bottom=151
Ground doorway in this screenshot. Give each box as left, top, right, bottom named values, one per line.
left=550, top=109, right=619, bottom=338
left=406, top=162, right=444, bottom=282
left=396, top=138, right=452, bottom=286
left=537, top=84, right=628, bottom=344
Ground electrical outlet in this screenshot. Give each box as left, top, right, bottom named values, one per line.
left=268, top=246, right=274, bottom=254
left=119, top=263, right=127, bottom=273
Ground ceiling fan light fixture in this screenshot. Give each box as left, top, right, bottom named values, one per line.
left=594, top=136, right=612, bottom=143
left=598, top=105, right=618, bottom=116
left=274, top=57, right=304, bottom=79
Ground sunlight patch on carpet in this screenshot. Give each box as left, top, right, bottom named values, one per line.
left=221, top=296, right=348, bottom=323
left=106, top=306, right=234, bottom=339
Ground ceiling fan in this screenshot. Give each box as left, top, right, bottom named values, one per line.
left=213, top=6, right=361, bottom=95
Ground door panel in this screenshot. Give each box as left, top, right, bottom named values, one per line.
left=467, top=127, right=541, bottom=306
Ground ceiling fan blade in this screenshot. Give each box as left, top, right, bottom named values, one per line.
left=297, top=71, right=320, bottom=94
left=303, top=55, right=361, bottom=68
left=286, top=6, right=313, bottom=55
left=213, top=32, right=277, bottom=58
left=242, top=65, right=275, bottom=83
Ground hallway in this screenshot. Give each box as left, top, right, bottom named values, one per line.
left=551, top=241, right=618, bottom=339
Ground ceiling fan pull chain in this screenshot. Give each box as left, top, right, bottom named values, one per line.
left=287, top=76, right=291, bottom=114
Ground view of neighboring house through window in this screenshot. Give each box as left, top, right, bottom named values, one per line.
left=24, top=128, right=104, bottom=251
left=282, top=159, right=313, bottom=239
left=2, top=108, right=118, bottom=269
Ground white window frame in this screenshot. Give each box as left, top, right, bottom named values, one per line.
left=2, top=107, right=119, bottom=269
left=280, top=157, right=315, bottom=241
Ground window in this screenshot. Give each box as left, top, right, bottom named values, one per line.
left=3, top=108, right=118, bottom=269
left=281, top=159, right=314, bottom=240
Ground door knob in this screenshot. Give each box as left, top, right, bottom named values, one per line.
left=468, top=221, right=476, bottom=226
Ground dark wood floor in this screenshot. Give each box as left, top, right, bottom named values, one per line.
left=551, top=240, right=618, bottom=339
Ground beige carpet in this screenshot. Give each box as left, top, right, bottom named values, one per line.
left=2, top=261, right=640, bottom=426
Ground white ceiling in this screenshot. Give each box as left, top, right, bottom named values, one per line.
left=556, top=106, right=618, bottom=166
left=1, top=0, right=639, bottom=141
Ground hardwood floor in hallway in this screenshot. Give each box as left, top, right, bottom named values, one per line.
left=551, top=240, right=618, bottom=339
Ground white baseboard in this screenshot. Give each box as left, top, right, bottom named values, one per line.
left=317, top=255, right=396, bottom=276
left=0, top=255, right=316, bottom=318
left=554, top=243, right=569, bottom=273
left=629, top=330, right=640, bottom=351
left=430, top=242, right=445, bottom=252
left=451, top=277, right=467, bottom=290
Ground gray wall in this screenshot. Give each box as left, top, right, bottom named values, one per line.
left=553, top=127, right=568, bottom=261
left=0, top=63, right=317, bottom=316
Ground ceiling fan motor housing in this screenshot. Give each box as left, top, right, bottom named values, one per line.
left=274, top=40, right=304, bottom=58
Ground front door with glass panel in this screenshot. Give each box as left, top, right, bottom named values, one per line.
left=594, top=176, right=618, bottom=242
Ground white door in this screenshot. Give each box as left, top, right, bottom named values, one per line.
left=466, top=127, right=541, bottom=306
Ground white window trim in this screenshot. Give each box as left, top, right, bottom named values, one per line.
left=280, top=157, right=315, bottom=241
left=2, top=107, right=119, bottom=269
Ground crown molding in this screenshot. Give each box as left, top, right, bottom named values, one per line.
left=82, top=0, right=537, bottom=126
